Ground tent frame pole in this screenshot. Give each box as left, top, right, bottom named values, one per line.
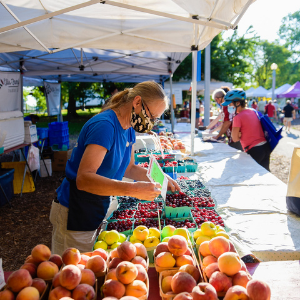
left=204, top=44, right=211, bottom=126
left=170, top=74, right=175, bottom=133
left=191, top=51, right=197, bottom=156
left=231, top=0, right=254, bottom=29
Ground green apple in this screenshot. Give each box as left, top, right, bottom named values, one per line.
left=144, top=236, right=160, bottom=248
left=193, top=229, right=203, bottom=240
left=129, top=235, right=142, bottom=244
left=174, top=228, right=190, bottom=241
left=104, top=230, right=120, bottom=245
left=148, top=227, right=161, bottom=239
left=161, top=225, right=176, bottom=238
left=201, top=222, right=217, bottom=237
left=162, top=237, right=170, bottom=242
left=94, top=240, right=108, bottom=250
left=196, top=235, right=211, bottom=245
left=98, top=230, right=108, bottom=241
left=133, top=225, right=149, bottom=242
left=216, top=225, right=226, bottom=233
left=111, top=242, right=121, bottom=249
left=118, top=233, right=127, bottom=243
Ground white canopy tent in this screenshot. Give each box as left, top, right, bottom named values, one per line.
left=266, top=83, right=292, bottom=99
left=251, top=86, right=268, bottom=98
left=0, top=0, right=255, bottom=154
left=245, top=87, right=255, bottom=98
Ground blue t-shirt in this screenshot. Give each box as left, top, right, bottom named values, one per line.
left=57, top=110, right=136, bottom=208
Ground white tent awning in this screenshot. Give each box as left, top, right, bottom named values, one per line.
left=251, top=86, right=268, bottom=98
left=266, top=83, right=292, bottom=98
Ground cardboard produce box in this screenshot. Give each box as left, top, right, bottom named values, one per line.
left=52, top=150, right=72, bottom=172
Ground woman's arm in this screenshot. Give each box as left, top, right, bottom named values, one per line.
left=124, top=148, right=181, bottom=192
left=76, top=144, right=161, bottom=200
left=231, top=127, right=241, bottom=142
left=207, top=113, right=222, bottom=129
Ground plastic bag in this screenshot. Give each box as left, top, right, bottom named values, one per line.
left=0, top=258, right=5, bottom=289
left=28, top=145, right=40, bottom=171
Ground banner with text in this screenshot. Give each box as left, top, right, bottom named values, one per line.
left=44, top=82, right=61, bottom=116
left=0, top=72, right=21, bottom=112
left=164, top=88, right=183, bottom=105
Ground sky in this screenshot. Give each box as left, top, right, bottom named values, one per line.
left=223, top=0, right=300, bottom=42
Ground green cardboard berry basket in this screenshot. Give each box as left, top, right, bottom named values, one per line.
left=164, top=191, right=193, bottom=218
left=186, top=162, right=198, bottom=172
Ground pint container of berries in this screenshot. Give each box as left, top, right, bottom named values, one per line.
left=163, top=154, right=176, bottom=162
left=107, top=209, right=136, bottom=222
left=105, top=219, right=133, bottom=236
left=192, top=208, right=226, bottom=230
left=137, top=201, right=163, bottom=211
left=186, top=162, right=198, bottom=172
left=133, top=218, right=164, bottom=230
left=163, top=161, right=178, bottom=173
left=137, top=154, right=150, bottom=163
left=192, top=196, right=216, bottom=209
left=164, top=191, right=193, bottom=218
left=164, top=215, right=197, bottom=234
left=177, top=160, right=186, bottom=173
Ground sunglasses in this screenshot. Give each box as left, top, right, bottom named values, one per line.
left=142, top=99, right=159, bottom=124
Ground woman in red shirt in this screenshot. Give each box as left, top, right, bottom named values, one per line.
left=251, top=100, right=258, bottom=110
left=222, top=90, right=271, bottom=171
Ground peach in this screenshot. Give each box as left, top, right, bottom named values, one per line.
left=85, top=255, right=106, bottom=277
left=102, top=298, right=118, bottom=300
left=168, top=236, right=188, bottom=256
left=229, top=241, right=237, bottom=253
left=24, top=255, right=39, bottom=266
left=218, top=252, right=242, bottom=276
left=7, top=269, right=32, bottom=293
left=176, top=255, right=194, bottom=267
left=59, top=265, right=82, bottom=290
left=192, top=283, right=218, bottom=300
left=125, top=280, right=147, bottom=298
left=0, top=289, right=15, bottom=300
left=209, top=272, right=232, bottom=293
left=205, top=262, right=220, bottom=279
left=79, top=255, right=90, bottom=266
left=80, top=269, right=96, bottom=286
left=203, top=256, right=218, bottom=268
left=179, top=265, right=200, bottom=282
left=246, top=279, right=271, bottom=300
left=133, top=244, right=147, bottom=259
left=120, top=297, right=139, bottom=300
left=224, top=286, right=249, bottom=300
left=82, top=252, right=93, bottom=257
left=52, top=272, right=61, bottom=288
left=155, top=252, right=176, bottom=268
left=241, top=260, right=247, bottom=272
left=117, top=242, right=137, bottom=262
left=72, top=283, right=95, bottom=300
left=31, top=278, right=47, bottom=295
left=102, top=279, right=126, bottom=299
left=49, top=254, right=63, bottom=269
left=110, top=249, right=119, bottom=259
left=60, top=298, right=74, bottom=300
left=20, top=263, right=37, bottom=278
left=199, top=241, right=212, bottom=257
left=37, top=261, right=59, bottom=281
left=184, top=248, right=192, bottom=256
left=31, top=244, right=51, bottom=263
left=116, top=262, right=138, bottom=285
left=131, top=256, right=147, bottom=269
left=155, top=243, right=170, bottom=257
left=208, top=237, right=230, bottom=258
left=232, top=271, right=252, bottom=288
left=135, top=264, right=147, bottom=282
left=49, top=286, right=72, bottom=300
left=106, top=268, right=117, bottom=281
left=77, top=264, right=85, bottom=271
left=92, top=249, right=108, bottom=261
left=16, top=287, right=39, bottom=300
left=171, top=272, right=196, bottom=294
left=161, top=275, right=173, bottom=293
left=62, top=248, right=81, bottom=265
left=108, top=257, right=123, bottom=269
left=173, top=292, right=193, bottom=300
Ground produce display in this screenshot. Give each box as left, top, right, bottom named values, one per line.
left=165, top=192, right=193, bottom=208
left=129, top=226, right=161, bottom=248
left=94, top=230, right=127, bottom=250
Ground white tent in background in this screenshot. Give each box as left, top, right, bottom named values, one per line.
left=251, top=86, right=268, bottom=98
left=245, top=87, right=255, bottom=98
left=266, top=83, right=292, bottom=99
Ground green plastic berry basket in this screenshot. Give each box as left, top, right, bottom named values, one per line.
left=163, top=166, right=178, bottom=173
left=177, top=164, right=186, bottom=173
left=137, top=155, right=150, bottom=163
left=186, top=162, right=198, bottom=172
left=106, top=210, right=135, bottom=223
left=104, top=221, right=133, bottom=236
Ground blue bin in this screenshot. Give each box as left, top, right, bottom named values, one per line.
left=49, top=121, right=68, bottom=131
left=165, top=172, right=177, bottom=180
left=37, top=128, right=48, bottom=139
left=49, top=135, right=69, bottom=145
left=48, top=128, right=69, bottom=137
left=0, top=168, right=14, bottom=207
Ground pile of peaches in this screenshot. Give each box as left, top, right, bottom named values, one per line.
left=159, top=136, right=186, bottom=151
left=102, top=241, right=149, bottom=300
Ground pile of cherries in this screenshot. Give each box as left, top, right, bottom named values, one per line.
left=138, top=202, right=163, bottom=210
left=133, top=218, right=164, bottom=229
left=134, top=210, right=162, bottom=219
left=165, top=192, right=193, bottom=208
left=164, top=161, right=178, bottom=167
left=107, top=219, right=133, bottom=232
left=193, top=196, right=215, bottom=208
left=165, top=218, right=196, bottom=229
left=110, top=209, right=136, bottom=220
left=177, top=176, right=189, bottom=180
left=138, top=162, right=149, bottom=168
left=192, top=208, right=224, bottom=227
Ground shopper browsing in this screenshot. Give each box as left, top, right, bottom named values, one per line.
left=50, top=81, right=180, bottom=255
left=257, top=99, right=266, bottom=115
left=282, top=100, right=296, bottom=133
left=264, top=100, right=276, bottom=121
left=222, top=90, right=271, bottom=171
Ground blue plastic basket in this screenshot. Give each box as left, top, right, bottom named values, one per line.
left=0, top=169, right=14, bottom=207
left=37, top=128, right=48, bottom=139
left=49, top=128, right=69, bottom=137
left=50, top=141, right=69, bottom=150
left=49, top=121, right=68, bottom=131
left=165, top=172, right=177, bottom=180
left=49, top=135, right=69, bottom=145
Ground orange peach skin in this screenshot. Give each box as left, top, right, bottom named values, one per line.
left=155, top=243, right=169, bottom=257
left=102, top=280, right=126, bottom=299
left=81, top=269, right=96, bottom=286
left=205, top=262, right=220, bottom=279
left=173, top=292, right=193, bottom=300
left=176, top=255, right=194, bottom=267
left=7, top=269, right=32, bottom=293
left=116, top=261, right=138, bottom=285
left=131, top=256, right=147, bottom=269
left=133, top=244, right=147, bottom=259
left=110, top=249, right=119, bottom=259
left=208, top=237, right=230, bottom=258
left=155, top=252, right=176, bottom=268
left=49, top=286, right=72, bottom=300
left=72, top=283, right=95, bottom=300
left=16, top=287, right=39, bottom=300
left=59, top=265, right=82, bottom=290
left=232, top=271, right=252, bottom=288
left=31, top=278, right=47, bottom=295
left=107, top=269, right=118, bottom=281
left=52, top=272, right=61, bottom=288
left=218, top=252, right=242, bottom=276
left=171, top=272, right=196, bottom=294
left=135, top=264, right=147, bottom=282
left=20, top=263, right=37, bottom=278
left=178, top=265, right=200, bottom=282
left=202, top=256, right=218, bottom=268
left=117, top=242, right=136, bottom=262
left=192, top=283, right=218, bottom=300
left=37, top=261, right=59, bottom=281
left=199, top=241, right=212, bottom=257
left=223, top=286, right=249, bottom=300
left=92, top=249, right=108, bottom=261
left=168, top=236, right=188, bottom=256
left=246, top=279, right=271, bottom=300
left=125, top=280, right=148, bottom=298
left=0, top=289, right=15, bottom=300
left=209, top=272, right=232, bottom=293
left=62, top=248, right=81, bottom=265
left=86, top=255, right=106, bottom=277
left=31, top=244, right=51, bottom=263
left=49, top=254, right=63, bottom=269
left=161, top=275, right=173, bottom=293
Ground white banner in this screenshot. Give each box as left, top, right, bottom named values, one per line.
left=44, top=82, right=61, bottom=116
left=0, top=72, right=21, bottom=112
left=164, top=88, right=183, bottom=105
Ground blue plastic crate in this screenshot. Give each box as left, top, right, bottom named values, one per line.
left=49, top=135, right=69, bottom=145
left=37, top=128, right=48, bottom=139
left=49, top=121, right=68, bottom=131
left=48, top=128, right=69, bottom=137
left=0, top=169, right=14, bottom=207
left=165, top=172, right=177, bottom=180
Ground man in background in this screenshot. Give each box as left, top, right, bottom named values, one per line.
left=283, top=100, right=296, bottom=133
left=264, top=100, right=276, bottom=122
left=257, top=99, right=266, bottom=115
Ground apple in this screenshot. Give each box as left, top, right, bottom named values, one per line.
left=173, top=228, right=190, bottom=241
left=129, top=236, right=142, bottom=244
left=133, top=226, right=149, bottom=242
left=104, top=230, right=120, bottom=246
left=201, top=222, right=217, bottom=237
left=196, top=236, right=211, bottom=246
left=94, top=241, right=108, bottom=250
left=148, top=228, right=160, bottom=239
left=215, top=232, right=229, bottom=239
left=144, top=236, right=160, bottom=248
left=193, top=229, right=203, bottom=240
left=98, top=231, right=108, bottom=241
left=111, top=242, right=121, bottom=249
left=162, top=225, right=176, bottom=238
left=119, top=234, right=127, bottom=243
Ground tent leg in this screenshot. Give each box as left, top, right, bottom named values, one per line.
left=191, top=51, right=197, bottom=156
left=20, top=72, right=23, bottom=113
left=204, top=44, right=211, bottom=126
left=170, top=75, right=175, bottom=133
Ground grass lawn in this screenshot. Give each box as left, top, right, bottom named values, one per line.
left=25, top=108, right=101, bottom=135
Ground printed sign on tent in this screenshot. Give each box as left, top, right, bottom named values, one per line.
left=44, top=82, right=61, bottom=116
left=0, top=72, right=21, bottom=112
left=164, top=88, right=183, bottom=105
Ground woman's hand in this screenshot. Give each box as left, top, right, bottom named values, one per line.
left=165, top=175, right=181, bottom=192
left=132, top=181, right=162, bottom=201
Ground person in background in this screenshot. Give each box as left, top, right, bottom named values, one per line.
left=248, top=98, right=253, bottom=108
left=222, top=90, right=271, bottom=171
left=195, top=98, right=200, bottom=130
left=264, top=100, right=276, bottom=122
left=272, top=100, right=279, bottom=121
left=251, top=100, right=258, bottom=110
left=257, top=99, right=266, bottom=115
left=24, top=114, right=40, bottom=124
left=282, top=100, right=296, bottom=133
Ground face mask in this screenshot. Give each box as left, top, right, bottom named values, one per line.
left=130, top=102, right=154, bottom=133
left=228, top=106, right=235, bottom=114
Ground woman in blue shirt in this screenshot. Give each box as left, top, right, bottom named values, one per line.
left=50, top=81, right=180, bottom=254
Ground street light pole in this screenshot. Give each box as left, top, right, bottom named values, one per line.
left=271, top=63, right=278, bottom=100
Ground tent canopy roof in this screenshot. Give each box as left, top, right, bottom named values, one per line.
left=278, top=82, right=300, bottom=98
left=266, top=83, right=292, bottom=98
left=251, top=86, right=268, bottom=98
left=0, top=0, right=254, bottom=54
left=245, top=87, right=255, bottom=97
